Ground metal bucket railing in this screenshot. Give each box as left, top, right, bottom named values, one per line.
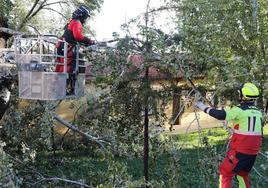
left=14, top=35, right=86, bottom=100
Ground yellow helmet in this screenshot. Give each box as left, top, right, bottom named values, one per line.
left=240, top=83, right=259, bottom=100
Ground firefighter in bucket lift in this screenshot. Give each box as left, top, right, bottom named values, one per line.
left=195, top=83, right=263, bottom=188
left=55, top=5, right=95, bottom=95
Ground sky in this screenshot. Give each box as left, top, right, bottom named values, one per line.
left=90, top=0, right=173, bottom=41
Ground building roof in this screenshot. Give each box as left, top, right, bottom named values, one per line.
left=123, top=54, right=184, bottom=80
left=85, top=54, right=186, bottom=82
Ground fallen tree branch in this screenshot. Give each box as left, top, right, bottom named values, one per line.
left=32, top=177, right=93, bottom=188
left=0, top=27, right=23, bottom=35
left=5, top=152, right=46, bottom=178
left=259, top=151, right=268, bottom=160
left=96, top=37, right=145, bottom=45
left=53, top=115, right=107, bottom=149
left=43, top=1, right=68, bottom=7
left=6, top=150, right=94, bottom=187
left=252, top=166, right=268, bottom=183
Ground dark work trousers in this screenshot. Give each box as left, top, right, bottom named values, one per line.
left=67, top=46, right=78, bottom=94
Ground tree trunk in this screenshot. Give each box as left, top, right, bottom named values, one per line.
left=143, top=67, right=149, bottom=186
left=172, top=87, right=181, bottom=125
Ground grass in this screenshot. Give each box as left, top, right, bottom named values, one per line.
left=25, top=126, right=268, bottom=187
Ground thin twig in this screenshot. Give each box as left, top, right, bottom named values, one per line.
left=259, top=151, right=268, bottom=160
left=43, top=1, right=68, bottom=7
left=194, top=109, right=203, bottom=145
left=0, top=27, right=23, bottom=35
left=252, top=167, right=264, bottom=178
left=32, top=177, right=93, bottom=188
left=42, top=7, right=68, bottom=19
left=185, top=117, right=198, bottom=134
left=172, top=88, right=194, bottom=125
left=146, top=5, right=181, bottom=14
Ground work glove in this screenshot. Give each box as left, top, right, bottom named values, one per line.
left=195, top=101, right=208, bottom=111
left=88, top=39, right=96, bottom=45
left=97, top=41, right=107, bottom=47
left=82, top=37, right=96, bottom=46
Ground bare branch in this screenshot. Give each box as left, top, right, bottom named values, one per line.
left=17, top=0, right=47, bottom=30
left=5, top=150, right=96, bottom=187
left=5, top=152, right=45, bottom=178
left=172, top=88, right=195, bottom=125
left=259, top=151, right=268, bottom=160
left=25, top=24, right=41, bottom=34
left=17, top=0, right=67, bottom=30
left=0, top=27, right=23, bottom=35
left=32, top=177, right=94, bottom=188
left=24, top=0, right=40, bottom=22
left=102, top=37, right=144, bottom=44
left=43, top=1, right=68, bottom=7
left=147, top=5, right=181, bottom=14
left=42, top=7, right=68, bottom=19
left=53, top=115, right=107, bottom=149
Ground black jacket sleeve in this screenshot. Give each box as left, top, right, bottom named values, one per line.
left=204, top=107, right=227, bottom=120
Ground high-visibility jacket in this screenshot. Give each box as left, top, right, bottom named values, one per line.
left=204, top=103, right=263, bottom=155
left=225, top=105, right=262, bottom=155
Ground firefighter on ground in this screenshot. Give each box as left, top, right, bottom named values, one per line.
left=55, top=5, right=95, bottom=94
left=195, top=83, right=263, bottom=188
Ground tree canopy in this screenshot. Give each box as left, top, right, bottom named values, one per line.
left=0, top=0, right=267, bottom=187
left=0, top=0, right=103, bottom=47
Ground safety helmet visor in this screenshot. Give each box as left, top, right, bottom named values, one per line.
left=240, top=83, right=259, bottom=100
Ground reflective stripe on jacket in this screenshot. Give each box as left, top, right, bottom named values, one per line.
left=225, top=105, right=262, bottom=154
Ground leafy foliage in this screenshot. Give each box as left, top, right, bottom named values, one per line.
left=170, top=0, right=268, bottom=107
left=0, top=0, right=13, bottom=20
left=0, top=0, right=268, bottom=187
left=0, top=146, right=19, bottom=187
left=1, top=0, right=103, bottom=35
